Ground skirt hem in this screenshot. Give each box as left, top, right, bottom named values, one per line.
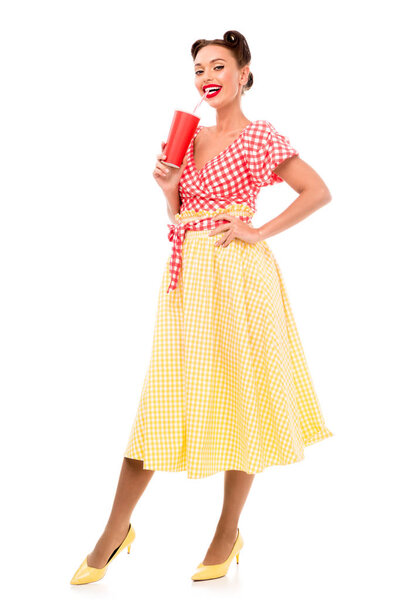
left=123, top=426, right=333, bottom=479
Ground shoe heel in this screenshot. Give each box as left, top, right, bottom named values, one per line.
left=236, top=551, right=240, bottom=564
left=127, top=544, right=131, bottom=554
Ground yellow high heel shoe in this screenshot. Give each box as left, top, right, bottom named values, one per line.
left=70, top=523, right=136, bottom=585
left=191, top=528, right=244, bottom=581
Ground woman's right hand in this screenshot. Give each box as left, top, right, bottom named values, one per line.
left=153, top=141, right=188, bottom=191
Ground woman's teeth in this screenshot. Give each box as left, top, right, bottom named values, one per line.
left=206, top=87, right=222, bottom=97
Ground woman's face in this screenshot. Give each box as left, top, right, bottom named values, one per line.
left=194, top=45, right=249, bottom=106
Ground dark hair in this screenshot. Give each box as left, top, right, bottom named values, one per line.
left=191, top=30, right=253, bottom=95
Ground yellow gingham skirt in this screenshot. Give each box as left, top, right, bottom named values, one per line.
left=124, top=204, right=333, bottom=479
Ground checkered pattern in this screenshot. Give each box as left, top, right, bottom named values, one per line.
left=166, top=120, right=299, bottom=293
left=167, top=213, right=252, bottom=293
left=178, top=119, right=299, bottom=215
left=123, top=120, right=333, bottom=479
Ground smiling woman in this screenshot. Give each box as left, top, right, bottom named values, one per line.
left=70, top=28, right=334, bottom=588
left=193, top=31, right=253, bottom=97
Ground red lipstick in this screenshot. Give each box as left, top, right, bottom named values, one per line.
left=203, top=84, right=222, bottom=98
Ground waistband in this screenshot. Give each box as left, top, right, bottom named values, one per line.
left=166, top=202, right=255, bottom=294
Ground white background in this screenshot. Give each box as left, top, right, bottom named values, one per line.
left=1, top=0, right=399, bottom=598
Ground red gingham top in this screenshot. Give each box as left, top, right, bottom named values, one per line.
left=166, top=119, right=299, bottom=293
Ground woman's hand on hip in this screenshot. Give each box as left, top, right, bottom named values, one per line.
left=208, top=214, right=262, bottom=247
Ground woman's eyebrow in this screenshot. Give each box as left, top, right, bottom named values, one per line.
left=194, top=58, right=227, bottom=67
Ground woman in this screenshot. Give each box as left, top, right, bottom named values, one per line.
left=71, top=29, right=334, bottom=585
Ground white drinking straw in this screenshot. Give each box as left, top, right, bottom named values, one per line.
left=193, top=89, right=209, bottom=114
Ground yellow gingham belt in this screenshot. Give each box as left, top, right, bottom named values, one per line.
left=166, top=202, right=255, bottom=294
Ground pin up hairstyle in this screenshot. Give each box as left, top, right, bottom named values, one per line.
left=191, top=30, right=253, bottom=95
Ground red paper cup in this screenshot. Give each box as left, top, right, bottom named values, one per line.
left=161, top=110, right=200, bottom=168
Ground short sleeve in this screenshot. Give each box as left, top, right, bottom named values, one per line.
left=243, top=120, right=299, bottom=187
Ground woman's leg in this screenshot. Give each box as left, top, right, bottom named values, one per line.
left=202, top=470, right=255, bottom=565
left=87, top=457, right=154, bottom=568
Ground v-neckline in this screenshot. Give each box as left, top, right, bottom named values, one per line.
left=190, top=121, right=256, bottom=173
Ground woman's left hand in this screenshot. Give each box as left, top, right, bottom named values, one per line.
left=208, top=214, right=261, bottom=247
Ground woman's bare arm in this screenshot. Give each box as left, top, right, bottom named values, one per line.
left=164, top=185, right=181, bottom=224
left=257, top=156, right=332, bottom=240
